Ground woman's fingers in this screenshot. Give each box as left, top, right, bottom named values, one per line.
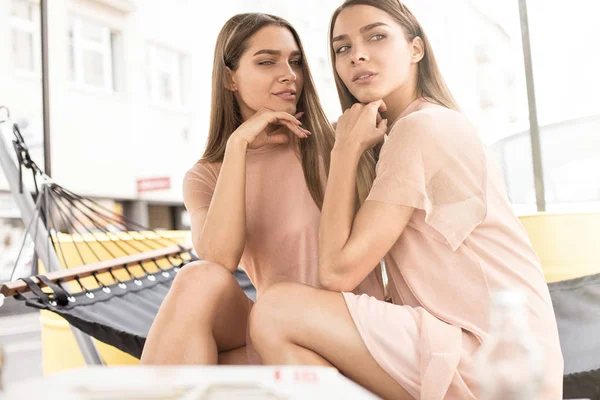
left=279, top=118, right=311, bottom=138
left=267, top=111, right=302, bottom=126
left=333, top=101, right=388, bottom=150
left=264, top=111, right=310, bottom=138
left=377, top=118, right=388, bottom=134
left=271, top=119, right=308, bottom=139
left=299, top=125, right=311, bottom=136
left=256, top=110, right=311, bottom=139
left=370, top=99, right=387, bottom=113
left=364, top=100, right=385, bottom=122
left=295, top=126, right=311, bottom=138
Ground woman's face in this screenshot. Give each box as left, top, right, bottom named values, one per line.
left=230, top=26, right=305, bottom=120
left=332, top=5, right=418, bottom=104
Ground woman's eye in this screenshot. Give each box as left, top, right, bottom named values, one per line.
left=258, top=60, right=275, bottom=65
left=335, top=45, right=350, bottom=54
left=290, top=59, right=303, bottom=66
left=370, top=34, right=386, bottom=41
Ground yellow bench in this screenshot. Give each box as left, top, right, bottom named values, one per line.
left=519, top=212, right=600, bottom=283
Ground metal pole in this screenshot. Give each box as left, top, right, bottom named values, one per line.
left=39, top=2, right=104, bottom=366
left=0, top=122, right=103, bottom=366
left=40, top=0, right=51, bottom=176
left=518, top=0, right=546, bottom=212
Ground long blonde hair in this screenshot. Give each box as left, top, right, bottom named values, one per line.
left=202, top=13, right=336, bottom=208
left=329, top=0, right=459, bottom=204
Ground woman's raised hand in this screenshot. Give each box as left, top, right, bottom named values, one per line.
left=230, top=109, right=311, bottom=150
left=334, top=100, right=388, bottom=154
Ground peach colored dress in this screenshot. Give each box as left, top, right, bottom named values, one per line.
left=184, top=143, right=321, bottom=293
left=342, top=99, right=564, bottom=399
left=183, top=141, right=384, bottom=296
left=183, top=141, right=385, bottom=362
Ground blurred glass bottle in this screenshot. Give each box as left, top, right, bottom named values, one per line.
left=474, top=290, right=544, bottom=400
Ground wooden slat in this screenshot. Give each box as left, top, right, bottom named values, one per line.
left=0, top=245, right=190, bottom=297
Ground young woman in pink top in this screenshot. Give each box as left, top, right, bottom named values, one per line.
left=249, top=1, right=564, bottom=399
left=141, top=13, right=384, bottom=366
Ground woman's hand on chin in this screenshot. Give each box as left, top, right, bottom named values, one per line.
left=333, top=100, right=388, bottom=155
left=229, top=109, right=310, bottom=150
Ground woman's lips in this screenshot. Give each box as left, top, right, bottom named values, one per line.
left=353, top=73, right=378, bottom=84
left=273, top=91, right=296, bottom=101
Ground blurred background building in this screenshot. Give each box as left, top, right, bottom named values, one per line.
left=0, top=0, right=598, bottom=383
left=1, top=0, right=597, bottom=233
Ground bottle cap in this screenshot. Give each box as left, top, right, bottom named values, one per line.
left=492, top=290, right=525, bottom=309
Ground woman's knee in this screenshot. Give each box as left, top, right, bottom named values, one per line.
left=169, top=260, right=236, bottom=303
left=249, top=282, right=306, bottom=346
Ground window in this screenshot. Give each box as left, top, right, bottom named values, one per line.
left=146, top=44, right=187, bottom=106
left=68, top=16, right=122, bottom=91
left=10, top=0, right=40, bottom=73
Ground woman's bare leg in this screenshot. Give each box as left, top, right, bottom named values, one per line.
left=141, top=260, right=252, bottom=365
left=249, top=282, right=414, bottom=400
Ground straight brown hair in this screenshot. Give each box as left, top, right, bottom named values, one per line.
left=329, top=0, right=459, bottom=204
left=201, top=13, right=334, bottom=209
left=202, top=13, right=378, bottom=209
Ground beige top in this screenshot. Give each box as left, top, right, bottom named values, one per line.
left=364, top=98, right=563, bottom=397
left=183, top=142, right=384, bottom=297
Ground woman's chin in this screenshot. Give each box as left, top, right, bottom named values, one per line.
left=350, top=85, right=389, bottom=105
left=276, top=104, right=297, bottom=115
left=248, top=102, right=296, bottom=116
left=354, top=92, right=384, bottom=105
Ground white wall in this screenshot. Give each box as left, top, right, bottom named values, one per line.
left=0, top=0, right=234, bottom=202
left=49, top=0, right=224, bottom=202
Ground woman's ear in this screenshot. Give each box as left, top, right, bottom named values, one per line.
left=224, top=66, right=238, bottom=91
left=410, top=37, right=425, bottom=64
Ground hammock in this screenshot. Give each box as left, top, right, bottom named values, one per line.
left=0, top=109, right=255, bottom=361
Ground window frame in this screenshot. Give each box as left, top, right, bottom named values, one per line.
left=146, top=43, right=187, bottom=109
left=10, top=0, right=41, bottom=76
left=68, top=15, right=120, bottom=93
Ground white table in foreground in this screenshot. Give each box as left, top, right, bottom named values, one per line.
left=1, top=365, right=381, bottom=399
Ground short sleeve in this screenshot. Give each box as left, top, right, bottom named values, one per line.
left=182, top=162, right=219, bottom=216
left=366, top=108, right=487, bottom=251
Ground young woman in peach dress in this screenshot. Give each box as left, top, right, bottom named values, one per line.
left=141, top=13, right=383, bottom=366
left=249, top=1, right=564, bottom=399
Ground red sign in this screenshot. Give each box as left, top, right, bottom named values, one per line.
left=137, top=177, right=171, bottom=193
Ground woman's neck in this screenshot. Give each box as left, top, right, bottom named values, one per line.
left=381, top=86, right=421, bottom=124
